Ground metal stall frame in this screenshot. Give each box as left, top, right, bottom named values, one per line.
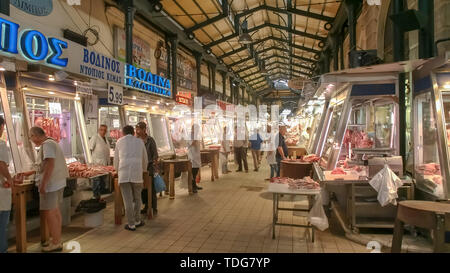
left=0, top=72, right=23, bottom=173
left=412, top=53, right=450, bottom=200
left=17, top=73, right=92, bottom=165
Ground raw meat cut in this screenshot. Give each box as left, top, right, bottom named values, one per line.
left=303, top=154, right=321, bottom=162
left=331, top=167, right=347, bottom=175
left=416, top=163, right=441, bottom=175
left=34, top=117, right=61, bottom=142
left=270, top=176, right=320, bottom=190
left=68, top=162, right=116, bottom=178
left=343, top=129, right=374, bottom=149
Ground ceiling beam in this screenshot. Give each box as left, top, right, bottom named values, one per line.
left=256, top=46, right=315, bottom=63
left=263, top=95, right=301, bottom=102
left=206, top=22, right=325, bottom=48
left=265, top=60, right=312, bottom=72
left=185, top=0, right=229, bottom=33
left=261, top=55, right=312, bottom=70
left=228, top=56, right=254, bottom=67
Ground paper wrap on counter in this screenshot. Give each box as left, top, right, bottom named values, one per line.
left=369, top=164, right=403, bottom=207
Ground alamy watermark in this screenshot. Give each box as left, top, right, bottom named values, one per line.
left=169, top=97, right=285, bottom=151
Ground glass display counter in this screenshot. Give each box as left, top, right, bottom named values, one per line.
left=149, top=114, right=175, bottom=157
left=413, top=53, right=450, bottom=200
left=25, top=91, right=89, bottom=163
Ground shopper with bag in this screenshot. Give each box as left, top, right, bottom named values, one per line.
left=114, top=126, right=148, bottom=231
left=135, top=122, right=159, bottom=215
left=29, top=126, right=69, bottom=252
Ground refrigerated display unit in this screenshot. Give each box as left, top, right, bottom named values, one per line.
left=297, top=98, right=327, bottom=153
left=124, top=103, right=176, bottom=159
left=412, top=52, right=450, bottom=201
left=311, top=62, right=426, bottom=233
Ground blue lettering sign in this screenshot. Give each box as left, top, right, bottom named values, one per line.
left=47, top=38, right=68, bottom=67
left=0, top=17, right=19, bottom=54
left=20, top=30, right=48, bottom=61
left=0, top=17, right=68, bottom=67
left=124, top=63, right=171, bottom=97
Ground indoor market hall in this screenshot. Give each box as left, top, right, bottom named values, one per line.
left=0, top=0, right=449, bottom=258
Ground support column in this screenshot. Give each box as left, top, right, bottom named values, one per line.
left=339, top=31, right=345, bottom=70
left=331, top=34, right=339, bottom=71
left=241, top=86, right=245, bottom=105
left=393, top=0, right=407, bottom=167
left=345, top=0, right=357, bottom=68
left=124, top=0, right=135, bottom=65
left=418, top=0, right=435, bottom=58
left=194, top=51, right=202, bottom=96
left=0, top=0, right=9, bottom=15
left=210, top=63, right=216, bottom=93
left=221, top=71, right=227, bottom=100
left=169, top=35, right=178, bottom=100
left=229, top=76, right=234, bottom=104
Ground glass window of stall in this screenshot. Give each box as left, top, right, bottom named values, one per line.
left=125, top=109, right=149, bottom=129
left=319, top=86, right=350, bottom=168
left=414, top=92, right=444, bottom=198
left=149, top=114, right=174, bottom=156
left=25, top=93, right=85, bottom=163
left=98, top=106, right=122, bottom=148
left=0, top=92, right=19, bottom=173
left=6, top=90, right=34, bottom=171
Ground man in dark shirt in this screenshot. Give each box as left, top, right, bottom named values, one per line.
left=276, top=125, right=288, bottom=177
left=135, top=122, right=159, bottom=215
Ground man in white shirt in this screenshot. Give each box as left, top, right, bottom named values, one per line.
left=89, top=124, right=110, bottom=200
left=29, top=126, right=69, bottom=252
left=114, top=125, right=148, bottom=231
left=0, top=117, right=13, bottom=253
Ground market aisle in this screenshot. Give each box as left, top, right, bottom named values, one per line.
left=19, top=157, right=371, bottom=253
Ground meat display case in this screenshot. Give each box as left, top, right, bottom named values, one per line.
left=24, top=87, right=91, bottom=165
left=296, top=98, right=327, bottom=153
left=124, top=105, right=176, bottom=159
left=149, top=114, right=175, bottom=158
left=311, top=62, right=426, bottom=233
left=412, top=52, right=450, bottom=201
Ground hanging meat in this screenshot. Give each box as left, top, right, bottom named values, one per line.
left=34, top=117, right=61, bottom=142
left=343, top=129, right=374, bottom=149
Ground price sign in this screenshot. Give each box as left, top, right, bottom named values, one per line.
left=108, top=84, right=123, bottom=105
left=49, top=102, right=62, bottom=115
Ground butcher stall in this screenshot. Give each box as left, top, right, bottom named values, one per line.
left=311, top=61, right=428, bottom=233
left=412, top=52, right=450, bottom=201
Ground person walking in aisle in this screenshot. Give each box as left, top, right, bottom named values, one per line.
left=249, top=131, right=263, bottom=172
left=233, top=126, right=248, bottom=173
left=29, top=126, right=69, bottom=252
left=265, top=125, right=278, bottom=180
left=220, top=126, right=231, bottom=174
left=276, top=125, right=289, bottom=177
left=89, top=124, right=110, bottom=200
left=188, top=124, right=203, bottom=193
left=135, top=122, right=159, bottom=215
left=0, top=117, right=13, bottom=253
left=114, top=125, right=148, bottom=231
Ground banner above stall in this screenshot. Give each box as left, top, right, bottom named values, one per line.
left=0, top=15, right=171, bottom=98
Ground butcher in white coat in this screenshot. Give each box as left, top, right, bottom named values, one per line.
left=89, top=124, right=111, bottom=199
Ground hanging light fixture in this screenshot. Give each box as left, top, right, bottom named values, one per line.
left=238, top=19, right=253, bottom=45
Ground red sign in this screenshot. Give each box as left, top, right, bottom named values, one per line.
left=176, top=95, right=191, bottom=105
left=217, top=100, right=234, bottom=111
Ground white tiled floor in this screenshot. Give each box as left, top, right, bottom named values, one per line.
left=12, top=157, right=375, bottom=253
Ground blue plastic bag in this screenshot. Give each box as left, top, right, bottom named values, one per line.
left=153, top=174, right=166, bottom=193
